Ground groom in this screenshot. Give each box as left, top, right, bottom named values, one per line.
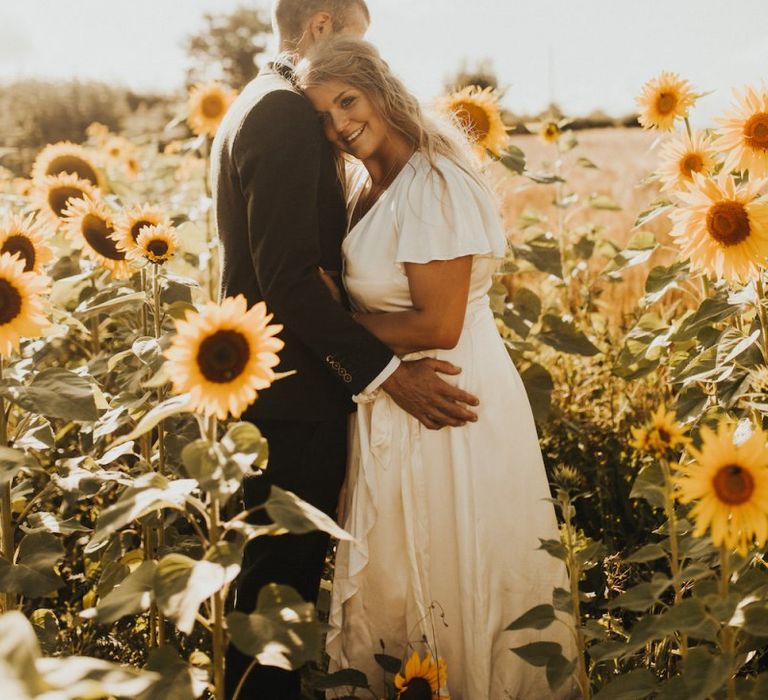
left=212, top=1, right=479, bottom=697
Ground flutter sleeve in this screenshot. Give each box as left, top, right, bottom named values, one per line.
left=394, top=155, right=507, bottom=265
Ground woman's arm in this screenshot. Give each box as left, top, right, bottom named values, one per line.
left=353, top=256, right=473, bottom=355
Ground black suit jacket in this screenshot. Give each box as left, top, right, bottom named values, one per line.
left=210, top=66, right=394, bottom=421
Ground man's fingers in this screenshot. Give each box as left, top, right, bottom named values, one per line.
left=440, top=384, right=480, bottom=408
left=433, top=398, right=477, bottom=423
left=427, top=359, right=462, bottom=376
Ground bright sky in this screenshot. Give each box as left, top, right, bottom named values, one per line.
left=0, top=0, right=765, bottom=126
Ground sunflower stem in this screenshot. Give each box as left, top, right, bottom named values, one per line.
left=660, top=457, right=687, bottom=657
left=140, top=267, right=149, bottom=336
left=207, top=415, right=226, bottom=700
left=719, top=544, right=736, bottom=700
left=202, top=137, right=218, bottom=303
left=0, top=357, right=14, bottom=612
left=562, top=489, right=590, bottom=699
left=755, top=276, right=768, bottom=365
left=683, top=116, right=692, bottom=140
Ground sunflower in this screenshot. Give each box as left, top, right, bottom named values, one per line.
left=133, top=224, right=178, bottom=264
left=187, top=81, right=237, bottom=137
left=630, top=405, right=690, bottom=456
left=716, top=85, right=768, bottom=179
left=62, top=197, right=132, bottom=279
left=0, top=252, right=51, bottom=358
left=85, top=122, right=111, bottom=146
left=31, top=173, right=99, bottom=230
left=439, top=85, right=509, bottom=156
left=31, top=142, right=105, bottom=190
left=657, top=129, right=718, bottom=193
left=669, top=172, right=768, bottom=282
left=113, top=204, right=172, bottom=256
left=636, top=72, right=697, bottom=131
left=675, top=422, right=768, bottom=554
left=164, top=295, right=284, bottom=420
left=0, top=213, right=54, bottom=273
left=395, top=652, right=447, bottom=699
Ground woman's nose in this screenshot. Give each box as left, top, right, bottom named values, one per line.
left=331, top=110, right=349, bottom=135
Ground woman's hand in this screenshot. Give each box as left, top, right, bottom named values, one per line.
left=318, top=267, right=342, bottom=303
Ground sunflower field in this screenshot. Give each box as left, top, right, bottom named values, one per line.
left=1, top=65, right=768, bottom=700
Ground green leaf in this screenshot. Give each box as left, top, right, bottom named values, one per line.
left=526, top=172, right=565, bottom=185
left=506, top=604, right=557, bottom=631
left=38, top=656, right=160, bottom=698
left=552, top=587, right=573, bottom=615
left=547, top=653, right=577, bottom=692
left=538, top=538, right=567, bottom=561
left=509, top=641, right=562, bottom=667
left=226, top=583, right=323, bottom=671
left=497, top=145, right=526, bottom=174
left=588, top=193, right=621, bottom=211
left=643, top=260, right=690, bottom=304
left=266, top=486, right=353, bottom=541
left=743, top=604, right=768, bottom=637
left=115, top=394, right=193, bottom=444
left=607, top=574, right=671, bottom=612
left=138, top=645, right=208, bottom=700
left=593, top=668, right=657, bottom=699
left=313, top=669, right=370, bottom=690
left=0, top=368, right=98, bottom=422
left=0, top=611, right=45, bottom=695
left=0, top=532, right=64, bottom=597
left=658, top=598, right=709, bottom=634
left=86, top=473, right=197, bottom=553
left=0, top=447, right=41, bottom=486
left=603, top=231, right=658, bottom=276
left=630, top=462, right=666, bottom=509
left=155, top=552, right=235, bottom=635
left=576, top=156, right=598, bottom=169
left=91, top=560, right=157, bottom=624
left=656, top=646, right=731, bottom=700
left=78, top=291, right=146, bottom=318
left=374, top=653, right=402, bottom=674
left=624, top=543, right=667, bottom=563
left=513, top=233, right=563, bottom=279
left=634, top=201, right=673, bottom=229
left=538, top=314, right=600, bottom=356
left=520, top=363, right=554, bottom=423
left=22, top=512, right=91, bottom=536
left=671, top=291, right=741, bottom=342
left=30, top=609, right=59, bottom=655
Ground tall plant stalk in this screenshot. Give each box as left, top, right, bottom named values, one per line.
left=206, top=416, right=226, bottom=700
left=660, top=457, right=687, bottom=656
left=719, top=545, right=736, bottom=700
left=561, top=489, right=590, bottom=699
left=0, top=357, right=14, bottom=612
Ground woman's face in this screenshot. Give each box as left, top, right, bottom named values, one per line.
left=305, top=80, right=389, bottom=160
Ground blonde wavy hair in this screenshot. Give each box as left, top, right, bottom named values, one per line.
left=295, top=37, right=486, bottom=192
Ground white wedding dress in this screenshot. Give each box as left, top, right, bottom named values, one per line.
left=327, top=152, right=575, bottom=699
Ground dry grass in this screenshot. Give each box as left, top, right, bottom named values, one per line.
left=492, top=127, right=681, bottom=325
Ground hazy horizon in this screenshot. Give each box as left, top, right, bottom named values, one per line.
left=1, top=0, right=766, bottom=126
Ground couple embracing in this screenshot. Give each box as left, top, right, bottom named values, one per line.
left=212, top=1, right=574, bottom=698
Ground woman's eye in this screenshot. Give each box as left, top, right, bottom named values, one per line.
left=340, top=96, right=356, bottom=108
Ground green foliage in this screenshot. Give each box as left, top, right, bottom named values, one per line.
left=184, top=7, right=272, bottom=89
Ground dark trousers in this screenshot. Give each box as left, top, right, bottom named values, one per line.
left=224, top=416, right=348, bottom=700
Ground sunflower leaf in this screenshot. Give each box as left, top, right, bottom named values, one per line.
left=265, top=486, right=354, bottom=541
left=505, top=604, right=557, bottom=631
left=509, top=641, right=562, bottom=667
left=115, top=394, right=194, bottom=444
left=0, top=368, right=98, bottom=422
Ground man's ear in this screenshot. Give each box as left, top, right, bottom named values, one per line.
left=308, top=11, right=333, bottom=41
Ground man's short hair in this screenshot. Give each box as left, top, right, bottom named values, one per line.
left=272, top=0, right=369, bottom=43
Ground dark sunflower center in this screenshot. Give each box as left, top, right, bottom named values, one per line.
left=1, top=235, right=36, bottom=272
left=681, top=153, right=704, bottom=177
left=744, top=113, right=768, bottom=151
left=399, top=677, right=433, bottom=700
left=45, top=156, right=99, bottom=188
left=0, top=278, right=23, bottom=325
left=713, top=464, right=755, bottom=505
left=544, top=124, right=559, bottom=139
left=657, top=427, right=671, bottom=444
left=656, top=92, right=678, bottom=115
left=130, top=219, right=154, bottom=242
left=706, top=200, right=751, bottom=247
left=49, top=186, right=86, bottom=218
left=201, top=95, right=225, bottom=119
left=146, top=239, right=169, bottom=258
left=81, top=214, right=125, bottom=261
left=455, top=102, right=491, bottom=141
left=197, top=330, right=250, bottom=383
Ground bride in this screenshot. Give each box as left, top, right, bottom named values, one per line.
left=297, top=39, right=575, bottom=699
